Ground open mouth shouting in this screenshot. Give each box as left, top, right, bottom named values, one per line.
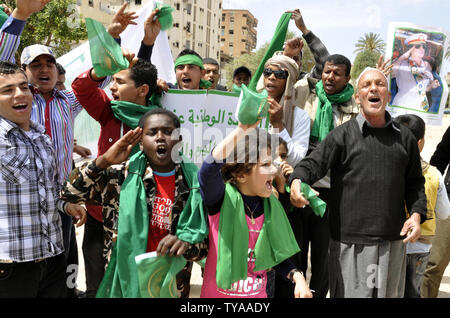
left=156, top=144, right=169, bottom=160
left=12, top=103, right=29, bottom=113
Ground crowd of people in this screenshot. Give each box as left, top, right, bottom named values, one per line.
left=0, top=0, right=449, bottom=299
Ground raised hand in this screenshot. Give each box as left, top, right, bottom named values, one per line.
left=122, top=47, right=139, bottom=69
left=376, top=55, right=393, bottom=77
left=96, top=127, right=143, bottom=169
left=143, top=8, right=161, bottom=46
left=13, top=0, right=50, bottom=20
left=283, top=37, right=304, bottom=59
left=107, top=2, right=138, bottom=39
left=286, top=9, right=309, bottom=35
left=267, top=97, right=284, bottom=130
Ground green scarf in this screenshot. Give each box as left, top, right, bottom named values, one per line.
left=96, top=151, right=208, bottom=298
left=174, top=54, right=212, bottom=89
left=248, top=13, right=292, bottom=92
left=310, top=81, right=354, bottom=142
left=216, top=183, right=300, bottom=290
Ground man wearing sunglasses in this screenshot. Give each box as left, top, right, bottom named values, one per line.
left=392, top=33, right=435, bottom=111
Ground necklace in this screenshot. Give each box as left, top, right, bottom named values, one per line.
left=244, top=201, right=260, bottom=225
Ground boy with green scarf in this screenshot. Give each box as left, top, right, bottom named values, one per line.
left=62, top=108, right=208, bottom=298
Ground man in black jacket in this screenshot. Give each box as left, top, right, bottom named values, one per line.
left=289, top=67, right=427, bottom=298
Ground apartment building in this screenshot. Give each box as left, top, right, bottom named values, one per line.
left=77, top=0, right=223, bottom=60
left=220, top=9, right=257, bottom=58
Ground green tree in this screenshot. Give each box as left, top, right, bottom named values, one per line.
left=354, top=32, right=386, bottom=55
left=223, top=30, right=316, bottom=88
left=4, top=0, right=87, bottom=63
left=351, top=50, right=381, bottom=81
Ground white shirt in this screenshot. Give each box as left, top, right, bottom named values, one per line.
left=271, top=107, right=310, bottom=167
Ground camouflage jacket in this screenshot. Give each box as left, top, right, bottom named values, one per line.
left=62, top=159, right=208, bottom=263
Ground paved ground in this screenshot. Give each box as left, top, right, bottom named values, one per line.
left=74, top=114, right=450, bottom=298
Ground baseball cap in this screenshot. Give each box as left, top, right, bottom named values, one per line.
left=20, top=44, right=56, bottom=66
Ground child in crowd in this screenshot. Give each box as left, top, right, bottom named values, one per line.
left=197, top=121, right=312, bottom=298
left=393, top=114, right=450, bottom=298
left=61, top=108, right=208, bottom=298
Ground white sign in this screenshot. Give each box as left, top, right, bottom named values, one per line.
left=161, top=89, right=269, bottom=165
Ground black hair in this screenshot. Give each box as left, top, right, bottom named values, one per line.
left=130, top=59, right=158, bottom=105
left=393, top=114, right=425, bottom=141
left=0, top=61, right=26, bottom=76
left=56, top=63, right=66, bottom=75
left=233, top=66, right=252, bottom=78
left=138, top=108, right=181, bottom=130
left=177, top=49, right=202, bottom=60
left=325, top=54, right=352, bottom=76
left=203, top=57, right=219, bottom=66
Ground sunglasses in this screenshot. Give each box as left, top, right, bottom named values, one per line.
left=413, top=44, right=426, bottom=49
left=263, top=68, right=289, bottom=79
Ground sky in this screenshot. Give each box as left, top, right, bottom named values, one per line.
left=222, top=0, right=450, bottom=73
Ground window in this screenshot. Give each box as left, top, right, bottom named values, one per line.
left=176, top=3, right=180, bottom=10
left=88, top=0, right=94, bottom=7
left=229, top=30, right=234, bottom=34
left=135, top=0, right=141, bottom=5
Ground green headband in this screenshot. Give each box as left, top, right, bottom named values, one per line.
left=174, top=54, right=204, bottom=70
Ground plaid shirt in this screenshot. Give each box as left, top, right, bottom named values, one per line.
left=0, top=117, right=65, bottom=262
left=0, top=16, right=82, bottom=183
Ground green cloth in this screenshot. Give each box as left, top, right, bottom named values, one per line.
left=110, top=100, right=159, bottom=155
left=96, top=151, right=208, bottom=298
left=216, top=183, right=300, bottom=290
left=237, top=84, right=269, bottom=125
left=174, top=54, right=212, bottom=89
left=301, top=183, right=326, bottom=217
left=310, top=81, right=354, bottom=142
left=231, top=83, right=242, bottom=94
left=0, top=7, right=8, bottom=28
left=86, top=18, right=130, bottom=77
left=155, top=3, right=174, bottom=31
left=248, top=13, right=292, bottom=92
left=135, top=252, right=186, bottom=298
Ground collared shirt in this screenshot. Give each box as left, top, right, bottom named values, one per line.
left=355, top=112, right=401, bottom=133
left=0, top=117, right=65, bottom=262
left=0, top=16, right=83, bottom=183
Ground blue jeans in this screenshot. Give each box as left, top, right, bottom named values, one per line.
left=405, top=252, right=430, bottom=298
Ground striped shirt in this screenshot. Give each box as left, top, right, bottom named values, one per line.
left=0, top=117, right=65, bottom=262
left=0, top=16, right=82, bottom=182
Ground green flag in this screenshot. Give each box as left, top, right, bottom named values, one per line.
left=155, top=2, right=174, bottom=31
left=236, top=84, right=269, bottom=125
left=86, top=18, right=130, bottom=77
left=301, top=183, right=327, bottom=217
left=248, top=13, right=292, bottom=92
left=135, top=252, right=186, bottom=298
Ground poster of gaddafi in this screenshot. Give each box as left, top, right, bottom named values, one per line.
left=385, top=22, right=449, bottom=126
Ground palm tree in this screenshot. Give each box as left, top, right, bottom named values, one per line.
left=354, top=32, right=386, bottom=55
left=446, top=44, right=450, bottom=61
